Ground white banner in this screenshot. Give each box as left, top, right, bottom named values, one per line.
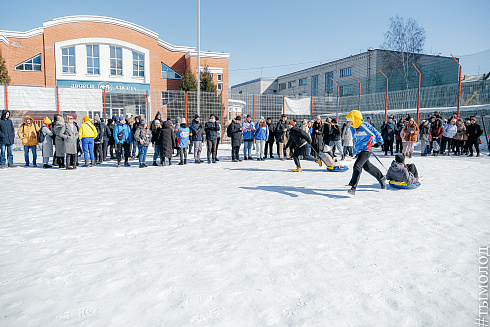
left=59, top=88, right=103, bottom=112
left=284, top=97, right=311, bottom=116
left=7, top=85, right=57, bottom=111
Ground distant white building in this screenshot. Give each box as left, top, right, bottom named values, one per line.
left=230, top=78, right=277, bottom=95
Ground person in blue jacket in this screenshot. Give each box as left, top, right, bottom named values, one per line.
left=113, top=116, right=132, bottom=167
left=345, top=110, right=386, bottom=195
left=242, top=115, right=255, bottom=160
left=176, top=118, right=190, bottom=165
left=254, top=117, right=269, bottom=161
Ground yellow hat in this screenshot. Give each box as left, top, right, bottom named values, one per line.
left=44, top=117, right=52, bottom=125
left=83, top=116, right=90, bottom=122
left=346, top=110, right=363, bottom=128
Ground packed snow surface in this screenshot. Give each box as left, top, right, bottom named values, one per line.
left=1, top=146, right=489, bottom=326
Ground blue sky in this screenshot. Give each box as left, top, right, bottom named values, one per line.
left=1, top=0, right=488, bottom=86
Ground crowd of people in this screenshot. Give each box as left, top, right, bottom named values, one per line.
left=0, top=108, right=488, bottom=171
left=380, top=111, right=487, bottom=158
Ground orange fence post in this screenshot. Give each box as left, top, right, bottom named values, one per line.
left=379, top=69, right=389, bottom=123
left=220, top=92, right=223, bottom=144
left=412, top=63, right=421, bottom=124
left=252, top=95, right=255, bottom=122
left=56, top=86, right=60, bottom=114
left=310, top=97, right=313, bottom=120
left=103, top=89, right=106, bottom=122
left=282, top=96, right=285, bottom=115
left=451, top=54, right=462, bottom=118
left=146, top=91, right=149, bottom=124
left=353, top=74, right=361, bottom=111
left=185, top=92, right=188, bottom=124
left=4, top=84, right=7, bottom=111
left=330, top=77, right=339, bottom=121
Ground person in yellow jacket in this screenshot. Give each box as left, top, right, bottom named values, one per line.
left=17, top=115, right=40, bottom=167
left=79, top=116, right=98, bottom=167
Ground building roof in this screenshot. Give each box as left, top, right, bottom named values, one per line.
left=231, top=77, right=277, bottom=89
left=0, top=15, right=230, bottom=59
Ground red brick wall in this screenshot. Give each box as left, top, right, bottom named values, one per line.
left=3, top=34, right=45, bottom=86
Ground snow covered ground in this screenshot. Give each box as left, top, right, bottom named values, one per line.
left=1, top=145, right=489, bottom=326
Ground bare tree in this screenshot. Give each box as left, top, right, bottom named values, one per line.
left=382, top=16, right=426, bottom=90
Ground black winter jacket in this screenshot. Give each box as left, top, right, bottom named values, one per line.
left=275, top=120, right=288, bottom=143
left=204, top=121, right=220, bottom=141
left=381, top=122, right=395, bottom=141
left=0, top=110, right=15, bottom=145
left=466, top=123, right=483, bottom=140
left=329, top=124, right=341, bottom=141
left=286, top=125, right=311, bottom=149
left=228, top=121, right=242, bottom=147
left=157, top=121, right=176, bottom=158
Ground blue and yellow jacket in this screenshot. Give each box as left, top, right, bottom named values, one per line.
left=346, top=110, right=383, bottom=154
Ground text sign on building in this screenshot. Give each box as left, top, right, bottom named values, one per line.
left=56, top=80, right=150, bottom=94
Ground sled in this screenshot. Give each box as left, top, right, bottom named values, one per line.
left=326, top=165, right=349, bottom=172
left=389, top=180, right=421, bottom=189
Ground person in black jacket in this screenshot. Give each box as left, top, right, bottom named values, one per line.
left=157, top=120, right=175, bottom=166
left=380, top=118, right=395, bottom=156
left=275, top=114, right=289, bottom=160
left=466, top=116, right=483, bottom=157
left=311, top=116, right=324, bottom=154
left=264, top=117, right=275, bottom=158
left=108, top=117, right=116, bottom=159
left=227, top=116, right=243, bottom=162
left=0, top=110, right=17, bottom=168
left=323, top=118, right=331, bottom=147
left=285, top=120, right=320, bottom=172
left=131, top=115, right=141, bottom=158
left=204, top=114, right=220, bottom=163
left=189, top=114, right=203, bottom=163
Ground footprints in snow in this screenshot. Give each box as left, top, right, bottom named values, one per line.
left=54, top=307, right=98, bottom=321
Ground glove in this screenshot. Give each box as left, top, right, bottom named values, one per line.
left=373, top=142, right=381, bottom=148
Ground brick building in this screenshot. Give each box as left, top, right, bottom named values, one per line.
left=0, top=15, right=229, bottom=118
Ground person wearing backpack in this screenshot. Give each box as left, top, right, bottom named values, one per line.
left=113, top=116, right=132, bottom=167
left=0, top=110, right=17, bottom=168
left=78, top=116, right=98, bottom=167
left=17, top=115, right=40, bottom=167
left=39, top=117, right=54, bottom=168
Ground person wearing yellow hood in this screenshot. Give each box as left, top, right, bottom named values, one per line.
left=17, top=115, right=40, bottom=167
left=345, top=110, right=386, bottom=195
left=79, top=116, right=98, bottom=167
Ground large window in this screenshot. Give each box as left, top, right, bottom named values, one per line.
left=132, top=51, right=144, bottom=77
left=299, top=78, right=307, bottom=86
left=15, top=54, right=42, bottom=71
left=311, top=75, right=319, bottom=96
left=86, top=45, right=100, bottom=75
left=62, top=47, right=75, bottom=73
left=279, top=83, right=286, bottom=90
left=110, top=46, right=123, bottom=76
left=161, top=63, right=182, bottom=79
left=340, top=67, right=352, bottom=77
left=325, top=72, right=334, bottom=94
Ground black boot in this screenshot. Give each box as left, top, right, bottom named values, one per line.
left=83, top=160, right=89, bottom=167
left=153, top=161, right=158, bottom=166
left=348, top=187, right=356, bottom=195
left=184, top=159, right=187, bottom=164
left=178, top=161, right=184, bottom=165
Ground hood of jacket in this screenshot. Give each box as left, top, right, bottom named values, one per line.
left=163, top=120, right=172, bottom=129
left=1, top=109, right=9, bottom=120
left=154, top=112, right=161, bottom=120
left=24, top=115, right=34, bottom=125
left=346, top=110, right=363, bottom=128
